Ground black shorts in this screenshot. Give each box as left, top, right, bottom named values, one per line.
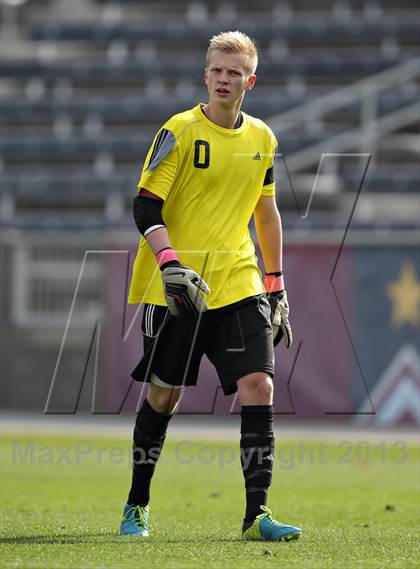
left=131, top=294, right=274, bottom=396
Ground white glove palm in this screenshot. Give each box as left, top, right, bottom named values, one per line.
left=161, top=264, right=210, bottom=316
left=267, top=290, right=293, bottom=348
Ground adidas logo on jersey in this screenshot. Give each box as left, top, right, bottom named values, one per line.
left=253, top=152, right=262, bottom=160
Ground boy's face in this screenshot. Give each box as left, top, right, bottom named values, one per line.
left=205, top=50, right=256, bottom=108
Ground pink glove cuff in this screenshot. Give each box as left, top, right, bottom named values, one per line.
left=156, top=248, right=180, bottom=268
left=264, top=274, right=285, bottom=293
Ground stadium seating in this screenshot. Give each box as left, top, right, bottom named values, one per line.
left=0, top=0, right=419, bottom=227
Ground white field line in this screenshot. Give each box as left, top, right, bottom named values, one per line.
left=1, top=412, right=419, bottom=443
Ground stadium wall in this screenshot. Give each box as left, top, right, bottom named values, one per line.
left=1, top=232, right=418, bottom=426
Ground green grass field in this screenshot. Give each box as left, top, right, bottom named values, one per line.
left=1, top=431, right=419, bottom=569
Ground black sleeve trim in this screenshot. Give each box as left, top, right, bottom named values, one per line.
left=146, top=128, right=170, bottom=170
left=133, top=195, right=164, bottom=235
left=263, top=165, right=274, bottom=186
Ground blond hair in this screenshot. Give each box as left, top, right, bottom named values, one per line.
left=206, top=31, right=258, bottom=75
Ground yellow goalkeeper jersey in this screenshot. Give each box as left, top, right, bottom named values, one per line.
left=128, top=103, right=277, bottom=309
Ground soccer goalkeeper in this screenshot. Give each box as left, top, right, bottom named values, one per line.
left=120, top=30, right=301, bottom=542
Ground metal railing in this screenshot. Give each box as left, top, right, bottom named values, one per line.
left=268, top=57, right=420, bottom=171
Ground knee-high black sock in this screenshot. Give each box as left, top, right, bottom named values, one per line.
left=240, top=405, right=274, bottom=529
left=128, top=398, right=172, bottom=507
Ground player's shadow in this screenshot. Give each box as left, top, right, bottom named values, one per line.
left=0, top=533, right=118, bottom=545
left=159, top=536, right=245, bottom=543
left=0, top=533, right=244, bottom=544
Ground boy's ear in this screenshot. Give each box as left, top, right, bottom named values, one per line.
left=246, top=74, right=257, bottom=91
left=204, top=67, right=208, bottom=86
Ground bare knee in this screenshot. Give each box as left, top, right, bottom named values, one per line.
left=147, top=384, right=183, bottom=415
left=237, top=373, right=273, bottom=406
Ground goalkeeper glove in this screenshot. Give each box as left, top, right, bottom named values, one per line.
left=161, top=261, right=210, bottom=316
left=264, top=272, right=293, bottom=348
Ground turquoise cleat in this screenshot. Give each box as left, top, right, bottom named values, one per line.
left=119, top=503, right=149, bottom=536
left=242, top=505, right=301, bottom=542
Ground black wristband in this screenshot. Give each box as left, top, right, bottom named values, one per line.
left=160, top=259, right=181, bottom=271
left=265, top=270, right=283, bottom=277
